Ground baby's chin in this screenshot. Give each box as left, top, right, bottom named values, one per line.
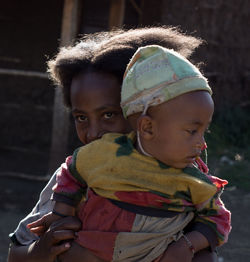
left=166, top=162, right=189, bottom=170
left=174, top=159, right=197, bottom=169
left=158, top=158, right=191, bottom=169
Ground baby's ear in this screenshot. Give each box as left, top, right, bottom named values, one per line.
left=137, top=115, right=155, bottom=140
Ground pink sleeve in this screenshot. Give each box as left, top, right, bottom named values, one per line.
left=52, top=156, right=87, bottom=206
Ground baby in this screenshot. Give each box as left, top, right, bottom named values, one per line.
left=28, top=45, right=231, bottom=262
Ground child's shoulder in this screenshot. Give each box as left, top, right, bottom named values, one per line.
left=74, top=132, right=135, bottom=158
left=95, top=132, right=136, bottom=146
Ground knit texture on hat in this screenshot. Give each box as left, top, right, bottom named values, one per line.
left=121, top=45, right=212, bottom=117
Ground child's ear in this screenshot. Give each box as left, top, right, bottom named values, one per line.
left=137, top=115, right=155, bottom=140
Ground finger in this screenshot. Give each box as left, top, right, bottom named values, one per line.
left=51, top=242, right=71, bottom=257
left=29, top=226, right=46, bottom=236
left=27, top=216, right=47, bottom=229
left=49, top=216, right=81, bottom=232
left=50, top=229, right=76, bottom=245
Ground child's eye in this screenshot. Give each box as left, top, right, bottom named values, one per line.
left=186, top=129, right=197, bottom=135
left=75, top=115, right=87, bottom=122
left=103, top=112, right=115, bottom=119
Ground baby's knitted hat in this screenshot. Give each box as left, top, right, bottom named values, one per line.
left=121, top=45, right=212, bottom=118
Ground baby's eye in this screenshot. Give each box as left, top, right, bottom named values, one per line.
left=75, top=115, right=87, bottom=122
left=104, top=112, right=115, bottom=119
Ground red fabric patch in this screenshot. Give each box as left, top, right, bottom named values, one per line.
left=76, top=189, right=136, bottom=260
left=115, top=191, right=171, bottom=208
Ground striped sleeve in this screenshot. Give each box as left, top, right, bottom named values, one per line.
left=52, top=154, right=87, bottom=206
left=193, top=175, right=231, bottom=246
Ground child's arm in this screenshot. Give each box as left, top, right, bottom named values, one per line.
left=194, top=157, right=231, bottom=247
left=27, top=154, right=86, bottom=235
left=8, top=243, right=70, bottom=262
left=52, top=154, right=88, bottom=208
left=159, top=175, right=229, bottom=262
left=193, top=175, right=231, bottom=247
left=57, top=242, right=106, bottom=262
left=159, top=231, right=209, bottom=262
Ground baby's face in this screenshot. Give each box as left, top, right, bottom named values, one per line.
left=148, top=91, right=214, bottom=169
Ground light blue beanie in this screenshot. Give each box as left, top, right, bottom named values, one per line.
left=121, top=45, right=212, bottom=117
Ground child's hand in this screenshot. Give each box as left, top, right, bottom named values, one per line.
left=27, top=203, right=76, bottom=236
left=12, top=216, right=81, bottom=262
left=159, top=237, right=194, bottom=262
left=27, top=212, right=59, bottom=236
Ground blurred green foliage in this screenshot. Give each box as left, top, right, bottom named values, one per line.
left=205, top=105, right=250, bottom=190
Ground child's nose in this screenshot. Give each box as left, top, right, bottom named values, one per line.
left=195, top=136, right=205, bottom=151
left=86, top=124, right=102, bottom=144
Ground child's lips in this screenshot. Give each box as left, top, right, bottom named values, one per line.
left=186, top=154, right=200, bottom=162
left=186, top=156, right=196, bottom=163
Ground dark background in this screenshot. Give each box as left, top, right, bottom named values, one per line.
left=1, top=1, right=250, bottom=261
left=1, top=0, right=249, bottom=177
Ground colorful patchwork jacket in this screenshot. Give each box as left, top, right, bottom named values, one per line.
left=53, top=132, right=231, bottom=246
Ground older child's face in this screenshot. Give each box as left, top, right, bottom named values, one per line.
left=70, top=72, right=131, bottom=145
left=148, top=91, right=214, bottom=169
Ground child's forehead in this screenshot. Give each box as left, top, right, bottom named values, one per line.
left=170, top=91, right=212, bottom=104
left=70, top=71, right=122, bottom=110
left=149, top=91, right=214, bottom=120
